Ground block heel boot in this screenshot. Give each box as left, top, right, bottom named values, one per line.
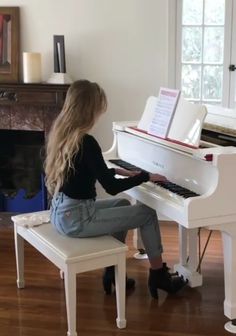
left=103, top=266, right=135, bottom=295
left=148, top=263, right=188, bottom=299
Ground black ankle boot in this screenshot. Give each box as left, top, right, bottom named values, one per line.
left=103, top=266, right=135, bottom=295
left=148, top=263, right=188, bottom=299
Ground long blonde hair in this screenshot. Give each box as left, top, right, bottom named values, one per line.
left=44, top=80, right=107, bottom=196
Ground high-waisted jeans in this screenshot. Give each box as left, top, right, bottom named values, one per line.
left=50, top=192, right=163, bottom=259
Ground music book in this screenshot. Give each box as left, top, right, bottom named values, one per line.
left=138, top=88, right=180, bottom=137
left=137, top=87, right=207, bottom=148
left=147, top=88, right=180, bottom=138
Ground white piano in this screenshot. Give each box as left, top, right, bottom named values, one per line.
left=103, top=99, right=236, bottom=333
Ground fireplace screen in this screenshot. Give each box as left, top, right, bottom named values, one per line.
left=0, top=129, right=47, bottom=212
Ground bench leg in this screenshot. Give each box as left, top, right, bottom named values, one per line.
left=64, top=267, right=77, bottom=336
left=115, top=255, right=127, bottom=329
left=14, top=226, right=25, bottom=289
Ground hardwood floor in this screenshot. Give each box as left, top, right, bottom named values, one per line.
left=0, top=213, right=230, bottom=336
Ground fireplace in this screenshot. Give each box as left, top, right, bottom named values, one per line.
left=0, top=83, right=69, bottom=212
left=0, top=129, right=46, bottom=212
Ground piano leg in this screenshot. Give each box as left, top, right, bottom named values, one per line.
left=131, top=200, right=148, bottom=259
left=133, top=228, right=148, bottom=259
left=219, top=224, right=236, bottom=333
left=174, top=225, right=203, bottom=287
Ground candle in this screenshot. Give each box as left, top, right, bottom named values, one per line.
left=23, top=52, right=42, bottom=83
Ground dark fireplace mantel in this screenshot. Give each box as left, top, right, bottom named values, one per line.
left=0, top=83, right=69, bottom=134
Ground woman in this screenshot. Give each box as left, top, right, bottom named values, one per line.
left=44, top=79, right=187, bottom=298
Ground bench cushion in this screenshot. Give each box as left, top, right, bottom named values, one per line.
left=28, top=223, right=128, bottom=261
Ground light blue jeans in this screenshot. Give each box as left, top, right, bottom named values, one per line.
left=50, top=192, right=163, bottom=259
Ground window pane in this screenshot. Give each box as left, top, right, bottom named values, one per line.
left=182, top=65, right=201, bottom=99
left=182, top=0, right=203, bottom=25
left=203, top=65, right=223, bottom=100
left=204, top=0, right=225, bottom=25
left=182, top=27, right=202, bottom=62
left=204, top=27, right=224, bottom=63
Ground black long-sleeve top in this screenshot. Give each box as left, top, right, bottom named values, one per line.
left=60, top=134, right=149, bottom=199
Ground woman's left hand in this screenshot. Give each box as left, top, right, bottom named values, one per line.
left=115, top=168, right=141, bottom=177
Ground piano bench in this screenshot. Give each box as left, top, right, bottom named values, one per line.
left=12, top=213, right=128, bottom=336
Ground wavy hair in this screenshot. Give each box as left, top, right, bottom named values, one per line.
left=44, top=80, right=107, bottom=196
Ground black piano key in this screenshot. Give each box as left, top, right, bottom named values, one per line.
left=109, top=159, right=146, bottom=172
left=109, top=159, right=199, bottom=198
left=155, top=181, right=199, bottom=197
left=157, top=179, right=196, bottom=197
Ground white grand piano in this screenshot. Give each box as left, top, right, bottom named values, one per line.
left=103, top=97, right=236, bottom=333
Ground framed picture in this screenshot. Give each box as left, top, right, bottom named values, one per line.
left=0, top=7, right=19, bottom=82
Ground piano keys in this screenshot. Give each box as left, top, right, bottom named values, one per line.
left=109, top=158, right=200, bottom=198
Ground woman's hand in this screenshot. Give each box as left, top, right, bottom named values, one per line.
left=149, top=173, right=168, bottom=182
left=115, top=168, right=141, bottom=177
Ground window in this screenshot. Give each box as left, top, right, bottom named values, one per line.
left=172, top=0, right=236, bottom=107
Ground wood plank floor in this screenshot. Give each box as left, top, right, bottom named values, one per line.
left=0, top=213, right=230, bottom=336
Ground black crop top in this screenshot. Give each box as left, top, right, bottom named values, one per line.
left=60, top=134, right=149, bottom=199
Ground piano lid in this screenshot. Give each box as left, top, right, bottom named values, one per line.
left=203, top=104, right=236, bottom=137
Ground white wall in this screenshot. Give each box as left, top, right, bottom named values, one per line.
left=3, top=0, right=169, bottom=149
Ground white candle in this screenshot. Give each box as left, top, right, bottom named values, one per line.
left=23, top=52, right=42, bottom=83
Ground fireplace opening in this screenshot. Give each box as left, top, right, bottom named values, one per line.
left=0, top=129, right=47, bottom=212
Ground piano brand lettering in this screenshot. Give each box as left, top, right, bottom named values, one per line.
left=152, top=161, right=164, bottom=169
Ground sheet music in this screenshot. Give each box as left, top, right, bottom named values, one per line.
left=148, top=88, right=180, bottom=138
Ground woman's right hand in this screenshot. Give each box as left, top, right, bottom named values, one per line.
left=149, top=173, right=168, bottom=183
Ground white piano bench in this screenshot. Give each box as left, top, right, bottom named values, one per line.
left=12, top=215, right=128, bottom=336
